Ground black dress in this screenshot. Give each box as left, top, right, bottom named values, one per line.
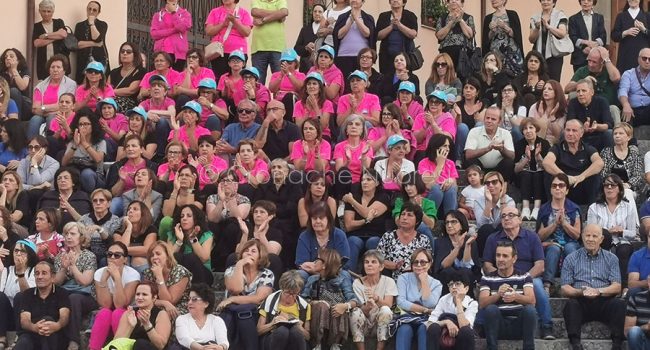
left=32, top=19, right=69, bottom=80
left=294, top=23, right=319, bottom=73
left=612, top=9, right=650, bottom=73
left=74, top=19, right=109, bottom=84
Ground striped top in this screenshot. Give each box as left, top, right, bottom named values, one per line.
left=586, top=201, right=640, bottom=244
left=480, top=269, right=533, bottom=312
left=561, top=248, right=621, bottom=289
left=627, top=290, right=650, bottom=326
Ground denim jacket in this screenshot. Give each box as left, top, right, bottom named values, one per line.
left=301, top=269, right=360, bottom=305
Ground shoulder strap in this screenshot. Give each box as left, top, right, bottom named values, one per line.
left=265, top=291, right=282, bottom=323
left=635, top=69, right=650, bottom=97
left=222, top=6, right=238, bottom=41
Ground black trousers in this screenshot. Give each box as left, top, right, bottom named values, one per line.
left=563, top=297, right=625, bottom=344
left=426, top=323, right=475, bottom=350
left=632, top=105, right=650, bottom=127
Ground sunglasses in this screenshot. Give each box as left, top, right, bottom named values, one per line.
left=86, top=70, right=102, bottom=75
left=551, top=183, right=567, bottom=189
left=412, top=259, right=430, bottom=267
left=500, top=213, right=519, bottom=219
left=237, top=108, right=255, bottom=115
left=603, top=182, right=618, bottom=189
left=92, top=198, right=107, bottom=203
left=435, top=62, right=448, bottom=68
left=27, top=145, right=42, bottom=151
left=641, top=56, right=650, bottom=62
left=187, top=54, right=200, bottom=60
left=120, top=49, right=133, bottom=54
left=484, top=179, right=501, bottom=186
left=106, top=252, right=125, bottom=259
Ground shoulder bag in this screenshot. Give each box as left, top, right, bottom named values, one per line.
left=205, top=7, right=237, bottom=61
left=63, top=26, right=79, bottom=51
left=457, top=36, right=482, bottom=80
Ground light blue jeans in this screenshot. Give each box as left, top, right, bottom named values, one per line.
left=456, top=123, right=469, bottom=161
left=426, top=184, right=458, bottom=215
left=532, top=277, right=552, bottom=329
left=543, top=242, right=581, bottom=283
left=80, top=168, right=105, bottom=194
left=395, top=323, right=427, bottom=350
left=27, top=115, right=55, bottom=139
left=628, top=326, right=650, bottom=350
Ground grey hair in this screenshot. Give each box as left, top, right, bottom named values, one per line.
left=39, top=0, right=55, bottom=10
left=565, top=118, right=584, bottom=131
left=363, top=249, right=385, bottom=265
left=341, top=114, right=368, bottom=139
left=237, top=99, right=258, bottom=113
left=270, top=158, right=289, bottom=170
left=62, top=222, right=91, bottom=249
left=576, top=78, right=595, bottom=91
left=279, top=270, right=305, bottom=292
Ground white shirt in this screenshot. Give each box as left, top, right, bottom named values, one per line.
left=94, top=265, right=140, bottom=294
left=629, top=7, right=641, bottom=19
left=0, top=266, right=36, bottom=306
left=464, top=126, right=514, bottom=168
left=175, top=313, right=229, bottom=348
left=427, top=293, right=479, bottom=327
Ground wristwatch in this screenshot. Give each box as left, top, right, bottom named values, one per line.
left=16, top=273, right=25, bottom=278
left=190, top=237, right=199, bottom=244
left=604, top=58, right=612, bottom=64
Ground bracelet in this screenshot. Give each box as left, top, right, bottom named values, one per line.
left=175, top=240, right=183, bottom=246
left=145, top=325, right=154, bottom=332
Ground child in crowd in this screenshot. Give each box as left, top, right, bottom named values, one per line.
left=458, top=165, right=484, bottom=220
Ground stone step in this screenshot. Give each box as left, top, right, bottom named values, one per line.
left=474, top=339, right=626, bottom=350
left=543, top=318, right=611, bottom=340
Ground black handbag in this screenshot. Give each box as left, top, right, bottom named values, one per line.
left=63, top=26, right=78, bottom=51
left=405, top=40, right=424, bottom=71
left=457, top=37, right=482, bottom=80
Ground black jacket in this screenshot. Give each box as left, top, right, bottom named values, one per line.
left=568, top=11, right=607, bottom=67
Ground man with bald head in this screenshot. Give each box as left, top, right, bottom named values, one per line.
left=254, top=99, right=300, bottom=161
left=566, top=78, right=613, bottom=151
left=619, top=48, right=650, bottom=126
left=542, top=119, right=604, bottom=205
left=561, top=224, right=626, bottom=350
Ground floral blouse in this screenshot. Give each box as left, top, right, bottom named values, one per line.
left=143, top=264, right=192, bottom=314
left=206, top=194, right=250, bottom=219
left=54, top=249, right=97, bottom=297
left=377, top=230, right=431, bottom=280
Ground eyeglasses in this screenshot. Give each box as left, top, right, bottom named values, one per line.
left=168, top=150, right=182, bottom=155
left=484, top=179, right=501, bottom=186
left=412, top=259, right=430, bottom=267
left=360, top=55, right=373, bottom=60
left=188, top=296, right=204, bottom=302
left=13, top=248, right=26, bottom=254
left=92, top=198, right=107, bottom=203
left=435, top=62, right=448, bottom=68
left=78, top=122, right=92, bottom=127
left=282, top=290, right=300, bottom=297
left=500, top=213, right=519, bottom=219
left=551, top=183, right=567, bottom=189
left=641, top=56, right=650, bottom=62
left=106, top=252, right=125, bottom=259
left=447, top=281, right=465, bottom=288
left=603, top=182, right=618, bottom=189
left=445, top=219, right=460, bottom=225
left=27, top=145, right=42, bottom=151
left=187, top=54, right=199, bottom=60
left=237, top=108, right=255, bottom=115
left=120, top=49, right=133, bottom=54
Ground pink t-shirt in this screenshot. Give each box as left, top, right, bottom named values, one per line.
left=394, top=100, right=424, bottom=125
left=34, top=84, right=61, bottom=106
left=337, top=93, right=381, bottom=123
left=140, top=69, right=183, bottom=89
left=417, top=158, right=459, bottom=184
left=293, top=99, right=335, bottom=138
left=120, top=159, right=148, bottom=192
left=307, top=65, right=344, bottom=104
left=290, top=139, right=332, bottom=172
left=367, top=128, right=417, bottom=158
left=157, top=161, right=187, bottom=182
left=412, top=112, right=457, bottom=151
left=217, top=73, right=244, bottom=96
left=269, top=71, right=306, bottom=101
left=205, top=6, right=254, bottom=54
left=140, top=97, right=176, bottom=112
left=187, top=67, right=216, bottom=89
left=232, top=83, right=271, bottom=113
left=48, top=113, right=76, bottom=139
left=101, top=113, right=128, bottom=140
left=168, top=125, right=211, bottom=147
left=196, top=156, right=229, bottom=190
left=198, top=98, right=227, bottom=126
left=75, top=85, right=115, bottom=111
left=333, top=140, right=374, bottom=183
left=235, top=158, right=270, bottom=185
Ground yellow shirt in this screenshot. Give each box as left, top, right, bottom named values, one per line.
left=259, top=302, right=312, bottom=321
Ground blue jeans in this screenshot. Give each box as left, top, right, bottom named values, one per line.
left=28, top=115, right=55, bottom=139
left=347, top=236, right=380, bottom=273
left=532, top=277, right=552, bottom=329
left=628, top=326, right=650, bottom=350
left=510, top=126, right=523, bottom=143
left=426, top=184, right=458, bottom=215
left=251, top=51, right=281, bottom=84
left=456, top=123, right=469, bottom=161
left=155, top=118, right=171, bottom=158
left=483, top=304, right=537, bottom=350
left=416, top=222, right=435, bottom=251
left=395, top=323, right=427, bottom=350
left=80, top=168, right=105, bottom=194
left=543, top=242, right=581, bottom=283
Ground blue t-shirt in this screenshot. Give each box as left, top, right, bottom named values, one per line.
left=7, top=99, right=17, bottom=115
left=0, top=142, right=27, bottom=166
left=629, top=247, right=650, bottom=282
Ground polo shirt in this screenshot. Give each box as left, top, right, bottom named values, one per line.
left=20, top=286, right=70, bottom=324
left=222, top=122, right=262, bottom=148
left=640, top=200, right=650, bottom=221
left=561, top=248, right=621, bottom=289
left=483, top=228, right=545, bottom=273
left=627, top=290, right=650, bottom=326
left=549, top=140, right=597, bottom=176
left=464, top=126, right=514, bottom=168
left=571, top=66, right=618, bottom=105
left=262, top=120, right=300, bottom=160
left=479, top=269, right=533, bottom=312
left=566, top=96, right=613, bottom=130
left=629, top=246, right=650, bottom=282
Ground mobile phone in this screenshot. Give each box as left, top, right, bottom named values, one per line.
left=132, top=306, right=140, bottom=312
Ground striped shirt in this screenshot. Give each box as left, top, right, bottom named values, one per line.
left=480, top=269, right=533, bottom=312
left=561, top=248, right=621, bottom=289
left=627, top=290, right=650, bottom=326
left=586, top=201, right=640, bottom=244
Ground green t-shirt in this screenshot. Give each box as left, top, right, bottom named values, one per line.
left=571, top=66, right=618, bottom=106
left=392, top=197, right=438, bottom=220
left=251, top=0, right=287, bottom=53
left=166, top=230, right=214, bottom=269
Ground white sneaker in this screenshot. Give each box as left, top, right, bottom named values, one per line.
left=330, top=345, right=341, bottom=350
left=521, top=207, right=531, bottom=221
left=530, top=207, right=539, bottom=221
left=313, top=345, right=321, bottom=350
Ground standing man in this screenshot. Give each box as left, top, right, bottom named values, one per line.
left=568, top=0, right=607, bottom=72
left=251, top=0, right=288, bottom=84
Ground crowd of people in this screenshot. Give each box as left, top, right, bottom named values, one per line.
left=4, top=0, right=650, bottom=349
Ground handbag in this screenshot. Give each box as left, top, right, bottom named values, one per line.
left=205, top=7, right=237, bottom=61
left=439, top=313, right=459, bottom=348
left=549, top=34, right=574, bottom=57
left=457, top=36, right=482, bottom=80
left=404, top=40, right=424, bottom=71
left=63, top=26, right=78, bottom=51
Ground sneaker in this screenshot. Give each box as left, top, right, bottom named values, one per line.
left=541, top=327, right=555, bottom=340
left=337, top=201, right=345, bottom=218
left=521, top=207, right=531, bottom=221
left=313, top=346, right=321, bottom=350
left=530, top=207, right=540, bottom=221
left=455, top=159, right=463, bottom=168
left=330, top=345, right=341, bottom=350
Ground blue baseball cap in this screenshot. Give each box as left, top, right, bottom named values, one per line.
left=229, top=50, right=246, bottom=62
left=280, top=48, right=298, bottom=62
left=427, top=90, right=448, bottom=103
left=386, top=134, right=408, bottom=149
left=305, top=72, right=324, bottom=84
left=126, top=106, right=148, bottom=121
left=241, top=66, right=260, bottom=80
left=181, top=100, right=202, bottom=115
left=85, top=61, right=105, bottom=73
left=398, top=81, right=416, bottom=94
left=197, top=78, right=217, bottom=90
left=16, top=240, right=37, bottom=254
left=96, top=98, right=118, bottom=111
left=149, top=74, right=169, bottom=88
left=317, top=45, right=335, bottom=58
left=348, top=70, right=368, bottom=82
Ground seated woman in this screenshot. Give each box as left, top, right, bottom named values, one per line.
left=333, top=115, right=374, bottom=199
left=0, top=239, right=37, bottom=348
left=174, top=48, right=217, bottom=103
left=233, top=139, right=270, bottom=200
left=0, top=119, right=27, bottom=173
left=115, top=106, right=157, bottom=162
left=161, top=204, right=214, bottom=286
left=114, top=200, right=158, bottom=275
left=377, top=53, right=421, bottom=105
left=587, top=173, right=640, bottom=291
left=206, top=170, right=251, bottom=272
left=527, top=80, right=566, bottom=145
left=169, top=101, right=210, bottom=154
left=0, top=171, right=31, bottom=231
left=138, top=51, right=182, bottom=100
left=194, top=77, right=229, bottom=140
left=89, top=241, right=140, bottom=350
left=234, top=67, right=271, bottom=120
left=412, top=91, right=456, bottom=166
left=16, top=135, right=60, bottom=208
left=61, top=108, right=107, bottom=193
left=0, top=48, right=31, bottom=120
left=512, top=50, right=548, bottom=109
left=343, top=168, right=390, bottom=273
left=368, top=103, right=416, bottom=159
left=53, top=222, right=97, bottom=350
left=336, top=70, right=381, bottom=127
left=394, top=82, right=423, bottom=130
left=38, top=167, right=91, bottom=229
left=121, top=168, right=163, bottom=223
left=161, top=164, right=202, bottom=218
left=218, top=239, right=275, bottom=350
left=0, top=207, right=21, bottom=263
left=301, top=248, right=359, bottom=349
left=350, top=250, right=397, bottom=350
left=495, top=83, right=526, bottom=143
left=258, top=270, right=311, bottom=350
left=290, top=119, right=331, bottom=178
left=175, top=283, right=229, bottom=350
left=419, top=134, right=459, bottom=216
left=474, top=51, right=510, bottom=106
left=394, top=249, right=442, bottom=350
left=308, top=46, right=344, bottom=105
left=269, top=49, right=306, bottom=118
left=514, top=118, right=550, bottom=221
left=392, top=172, right=438, bottom=248
left=96, top=98, right=127, bottom=161
left=26, top=208, right=64, bottom=261
left=142, top=241, right=192, bottom=319
left=296, top=201, right=351, bottom=281
left=74, top=189, right=123, bottom=266
left=187, top=135, right=228, bottom=191
left=113, top=281, right=172, bottom=350
left=139, top=74, right=177, bottom=158
left=293, top=72, right=334, bottom=143
left=297, top=173, right=337, bottom=230
left=432, top=210, right=480, bottom=296
left=156, top=141, right=187, bottom=196
left=424, top=53, right=462, bottom=98
left=74, top=61, right=115, bottom=112
left=600, top=122, right=643, bottom=207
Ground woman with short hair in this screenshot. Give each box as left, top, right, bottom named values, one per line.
left=73, top=188, right=122, bottom=266
left=175, top=283, right=229, bottom=350
left=33, top=0, right=70, bottom=81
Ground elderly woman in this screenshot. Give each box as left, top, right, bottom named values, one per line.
left=435, top=0, right=475, bottom=79
left=336, top=70, right=381, bottom=127
left=258, top=270, right=311, bottom=350
left=143, top=241, right=192, bottom=319
left=297, top=173, right=337, bottom=229
left=350, top=250, right=397, bottom=350
left=472, top=171, right=515, bottom=256
left=0, top=239, right=37, bottom=348
left=74, top=189, right=122, bottom=266
left=587, top=173, right=640, bottom=289
left=88, top=241, right=140, bottom=350
left=394, top=248, right=442, bottom=350
left=38, top=167, right=91, bottom=229
left=0, top=48, right=31, bottom=119
left=529, top=0, right=570, bottom=80
left=138, top=52, right=182, bottom=100
left=53, top=222, right=97, bottom=350
left=612, top=0, right=650, bottom=73
left=412, top=91, right=456, bottom=166
left=161, top=164, right=202, bottom=218
left=512, top=50, right=549, bottom=108
left=344, top=168, right=390, bottom=272
left=205, top=0, right=253, bottom=81
left=74, top=1, right=109, bottom=84
left=536, top=173, right=581, bottom=294
left=26, top=208, right=63, bottom=261
left=294, top=3, right=324, bottom=73
left=376, top=0, right=418, bottom=75
left=32, top=0, right=69, bottom=80
left=234, top=200, right=284, bottom=276
left=175, top=48, right=217, bottom=102
left=301, top=248, right=359, bottom=349
left=61, top=108, right=106, bottom=193
left=334, top=114, right=374, bottom=199
left=419, top=134, right=459, bottom=216
left=28, top=54, right=77, bottom=139
left=600, top=122, right=643, bottom=205
left=393, top=82, right=423, bottom=130
left=150, top=0, right=192, bottom=72
left=140, top=75, right=176, bottom=158
left=432, top=210, right=479, bottom=296
left=308, top=45, right=344, bottom=104
left=425, top=53, right=463, bottom=97
left=357, top=48, right=383, bottom=97
left=293, top=72, right=334, bottom=142
left=219, top=239, right=274, bottom=350
left=114, top=200, right=157, bottom=274
left=113, top=281, right=172, bottom=350
left=331, top=0, right=376, bottom=79
left=528, top=80, right=566, bottom=145
left=0, top=119, right=27, bottom=173
left=121, top=168, right=163, bottom=222
left=0, top=171, right=30, bottom=230
left=108, top=42, right=145, bottom=112
left=482, top=0, right=524, bottom=76
left=296, top=201, right=351, bottom=281
left=74, top=62, right=114, bottom=112
left=374, top=134, right=415, bottom=193
left=175, top=283, right=229, bottom=350
left=515, top=118, right=550, bottom=221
